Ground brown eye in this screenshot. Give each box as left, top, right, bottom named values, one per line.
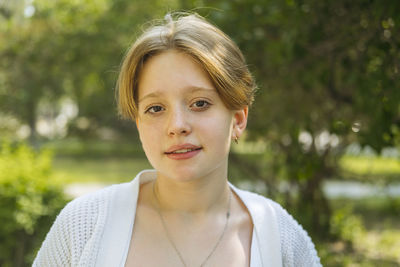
left=191, top=100, right=211, bottom=109
left=145, top=105, right=164, bottom=114
left=195, top=100, right=207, bottom=107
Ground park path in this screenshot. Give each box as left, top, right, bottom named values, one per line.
left=64, top=183, right=108, bottom=198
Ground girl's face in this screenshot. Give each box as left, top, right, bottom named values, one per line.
left=136, top=50, right=247, bottom=182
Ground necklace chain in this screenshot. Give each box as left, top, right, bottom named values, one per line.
left=152, top=182, right=232, bottom=267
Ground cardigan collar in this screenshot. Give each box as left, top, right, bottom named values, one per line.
left=95, top=170, right=282, bottom=267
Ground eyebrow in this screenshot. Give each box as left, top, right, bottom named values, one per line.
left=138, top=86, right=216, bottom=103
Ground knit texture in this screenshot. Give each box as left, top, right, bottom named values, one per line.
left=272, top=201, right=322, bottom=266
left=33, top=182, right=321, bottom=267
left=33, top=187, right=112, bottom=267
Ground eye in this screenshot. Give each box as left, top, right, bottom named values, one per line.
left=191, top=100, right=211, bottom=110
left=145, top=105, right=164, bottom=114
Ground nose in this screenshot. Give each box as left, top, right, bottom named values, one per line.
left=167, top=106, right=191, bottom=137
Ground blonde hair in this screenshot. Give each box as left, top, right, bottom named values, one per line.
left=117, top=12, right=256, bottom=120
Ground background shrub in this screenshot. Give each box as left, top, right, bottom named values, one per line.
left=0, top=142, right=69, bottom=267
left=330, top=205, right=366, bottom=244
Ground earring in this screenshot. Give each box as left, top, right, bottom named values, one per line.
left=234, top=136, right=239, bottom=144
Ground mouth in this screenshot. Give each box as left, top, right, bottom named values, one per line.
left=165, top=147, right=202, bottom=154
left=164, top=144, right=203, bottom=160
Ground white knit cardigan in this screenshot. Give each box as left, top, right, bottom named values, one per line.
left=33, top=170, right=322, bottom=267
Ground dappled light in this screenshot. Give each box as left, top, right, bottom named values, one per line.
left=1, top=0, right=399, bottom=266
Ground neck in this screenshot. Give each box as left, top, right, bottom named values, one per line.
left=153, top=170, right=230, bottom=216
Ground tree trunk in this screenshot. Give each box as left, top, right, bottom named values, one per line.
left=14, top=230, right=26, bottom=267
left=27, top=97, right=38, bottom=147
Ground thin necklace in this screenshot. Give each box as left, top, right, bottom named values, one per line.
left=152, top=182, right=232, bottom=267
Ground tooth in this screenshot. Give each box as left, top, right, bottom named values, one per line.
left=173, top=148, right=194, bottom=153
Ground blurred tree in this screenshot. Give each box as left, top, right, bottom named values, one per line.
left=183, top=0, right=400, bottom=236
left=0, top=0, right=65, bottom=142
left=47, top=0, right=178, bottom=137
left=0, top=0, right=178, bottom=142
left=1, top=0, right=399, bottom=239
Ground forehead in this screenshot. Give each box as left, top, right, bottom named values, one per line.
left=137, top=50, right=216, bottom=99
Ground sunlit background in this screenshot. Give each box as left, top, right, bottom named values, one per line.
left=0, top=0, right=399, bottom=266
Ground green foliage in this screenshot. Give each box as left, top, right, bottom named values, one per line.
left=0, top=142, right=69, bottom=267
left=188, top=0, right=400, bottom=237
left=1, top=0, right=399, bottom=260
left=320, top=197, right=400, bottom=265
left=0, top=0, right=179, bottom=141
left=330, top=205, right=365, bottom=244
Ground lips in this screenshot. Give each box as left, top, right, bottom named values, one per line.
left=165, top=144, right=202, bottom=160
left=166, top=148, right=201, bottom=154
left=165, top=144, right=202, bottom=154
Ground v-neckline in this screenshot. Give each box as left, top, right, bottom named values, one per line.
left=125, top=170, right=260, bottom=267
left=95, top=170, right=283, bottom=267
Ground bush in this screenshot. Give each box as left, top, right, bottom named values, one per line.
left=0, top=142, right=69, bottom=267
left=330, top=205, right=366, bottom=244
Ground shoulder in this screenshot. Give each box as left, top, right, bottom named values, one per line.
left=267, top=201, right=322, bottom=266
left=232, top=186, right=278, bottom=215
left=57, top=181, right=136, bottom=240
left=233, top=187, right=322, bottom=267
left=64, top=183, right=121, bottom=214
left=33, top=181, right=135, bottom=266
left=57, top=183, right=118, bottom=230
left=61, top=180, right=136, bottom=222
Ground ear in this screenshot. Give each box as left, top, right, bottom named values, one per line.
left=232, top=106, right=248, bottom=139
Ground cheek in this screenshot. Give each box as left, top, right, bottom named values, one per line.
left=198, top=114, right=233, bottom=146
left=138, top=124, right=160, bottom=154
left=138, top=125, right=162, bottom=169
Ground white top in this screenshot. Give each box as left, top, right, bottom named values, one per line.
left=33, top=170, right=322, bottom=267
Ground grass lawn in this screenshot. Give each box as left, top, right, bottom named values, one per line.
left=340, top=155, right=400, bottom=183
left=51, top=156, right=152, bottom=184
left=46, top=138, right=151, bottom=184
